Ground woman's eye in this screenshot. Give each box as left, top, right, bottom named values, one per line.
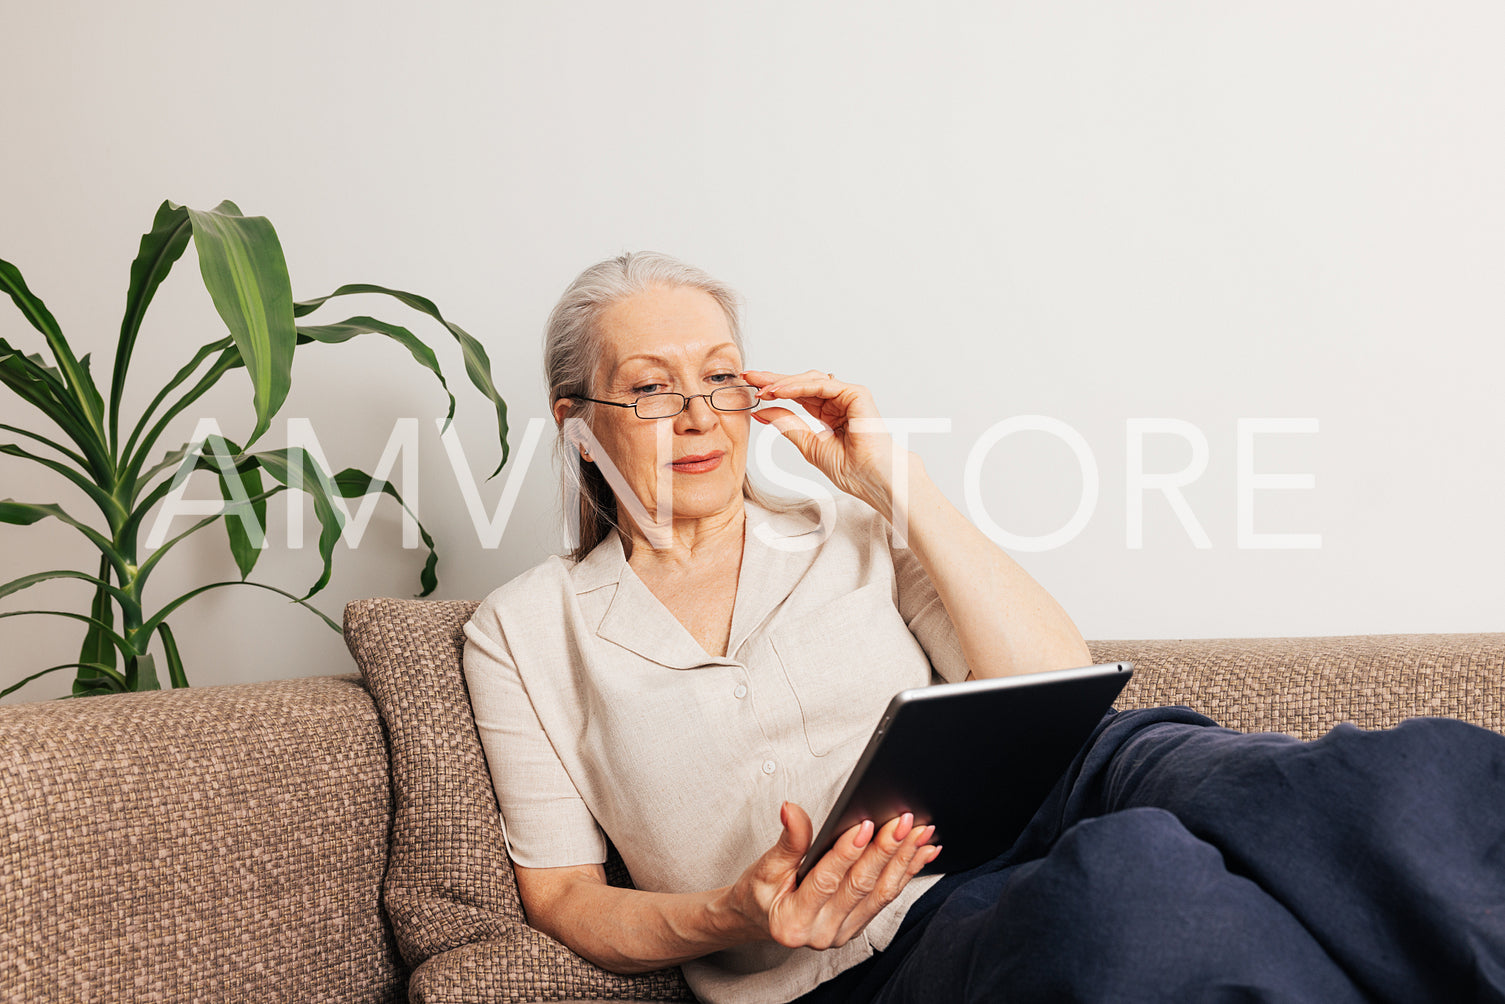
left=633, top=384, right=664, bottom=395
left=707, top=373, right=737, bottom=384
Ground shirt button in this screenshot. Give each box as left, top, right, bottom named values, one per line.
left=734, top=684, right=748, bottom=699
left=762, top=759, right=777, bottom=775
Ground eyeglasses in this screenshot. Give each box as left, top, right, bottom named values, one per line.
left=577, top=385, right=760, bottom=420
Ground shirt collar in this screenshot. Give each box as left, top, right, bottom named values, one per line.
left=581, top=496, right=831, bottom=669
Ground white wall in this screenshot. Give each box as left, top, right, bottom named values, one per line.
left=3, top=1, right=1502, bottom=703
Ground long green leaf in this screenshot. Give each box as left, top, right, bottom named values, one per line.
left=0, top=442, right=125, bottom=523
left=137, top=441, right=194, bottom=488
left=125, top=652, right=160, bottom=692
left=133, top=481, right=283, bottom=591
left=0, top=257, right=107, bottom=442
left=139, top=579, right=340, bottom=637
left=294, top=283, right=508, bottom=477
left=0, top=421, right=89, bottom=468
left=118, top=344, right=239, bottom=494
left=0, top=501, right=126, bottom=578
left=330, top=465, right=439, bottom=597
left=297, top=316, right=457, bottom=426
left=0, top=345, right=68, bottom=426
left=135, top=447, right=436, bottom=598
left=0, top=567, right=133, bottom=606
left=0, top=609, right=130, bottom=654
left=1, top=662, right=124, bottom=700
left=0, top=336, right=113, bottom=481
left=0, top=502, right=48, bottom=526
left=0, top=337, right=70, bottom=406
left=202, top=434, right=266, bottom=579
left=123, top=332, right=329, bottom=488
left=120, top=435, right=252, bottom=559
left=20, top=347, right=61, bottom=380
left=156, top=622, right=188, bottom=688
left=248, top=446, right=345, bottom=600
left=80, top=555, right=119, bottom=673
left=0, top=258, right=71, bottom=372
left=118, top=337, right=233, bottom=481
left=177, top=201, right=296, bottom=449
left=76, top=354, right=106, bottom=425
left=112, top=202, right=193, bottom=452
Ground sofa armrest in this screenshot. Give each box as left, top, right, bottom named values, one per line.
left=0, top=674, right=404, bottom=1003
left=1087, top=632, right=1505, bottom=739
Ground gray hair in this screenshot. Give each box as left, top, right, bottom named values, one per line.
left=544, top=250, right=794, bottom=561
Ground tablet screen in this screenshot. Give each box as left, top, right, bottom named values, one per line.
left=795, top=662, right=1133, bottom=882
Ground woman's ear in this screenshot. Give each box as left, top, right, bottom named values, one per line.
left=551, top=396, right=573, bottom=429
left=554, top=398, right=594, bottom=463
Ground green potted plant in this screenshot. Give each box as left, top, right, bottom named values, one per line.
left=1, top=199, right=508, bottom=699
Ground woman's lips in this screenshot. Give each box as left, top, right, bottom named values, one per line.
left=670, top=451, right=724, bottom=474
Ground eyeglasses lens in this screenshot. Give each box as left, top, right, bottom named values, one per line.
left=634, top=386, right=758, bottom=419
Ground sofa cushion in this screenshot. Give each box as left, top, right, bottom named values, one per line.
left=342, top=597, right=694, bottom=1003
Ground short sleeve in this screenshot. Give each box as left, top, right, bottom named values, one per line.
left=885, top=522, right=973, bottom=684
left=462, top=608, right=608, bottom=869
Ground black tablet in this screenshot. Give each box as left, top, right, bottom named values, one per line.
left=795, top=661, right=1134, bottom=882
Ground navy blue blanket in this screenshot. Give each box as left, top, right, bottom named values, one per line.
left=794, top=706, right=1505, bottom=1003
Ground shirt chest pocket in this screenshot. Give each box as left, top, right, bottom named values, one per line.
left=768, top=582, right=936, bottom=757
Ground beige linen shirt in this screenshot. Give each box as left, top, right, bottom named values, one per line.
left=462, top=494, right=972, bottom=1004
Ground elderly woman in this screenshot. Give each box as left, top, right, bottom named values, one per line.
left=462, top=252, right=1505, bottom=1004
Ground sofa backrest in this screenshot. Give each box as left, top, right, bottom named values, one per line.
left=1090, top=632, right=1505, bottom=739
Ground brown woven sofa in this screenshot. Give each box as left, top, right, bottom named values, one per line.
left=2, top=596, right=1501, bottom=1004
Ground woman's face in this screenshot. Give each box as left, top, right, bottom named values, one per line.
left=563, top=283, right=751, bottom=529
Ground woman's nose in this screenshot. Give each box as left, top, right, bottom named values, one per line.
left=676, top=392, right=720, bottom=428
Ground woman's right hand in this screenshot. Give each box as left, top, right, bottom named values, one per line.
left=718, top=801, right=941, bottom=950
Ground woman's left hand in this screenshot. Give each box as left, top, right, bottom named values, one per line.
left=741, top=369, right=900, bottom=514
